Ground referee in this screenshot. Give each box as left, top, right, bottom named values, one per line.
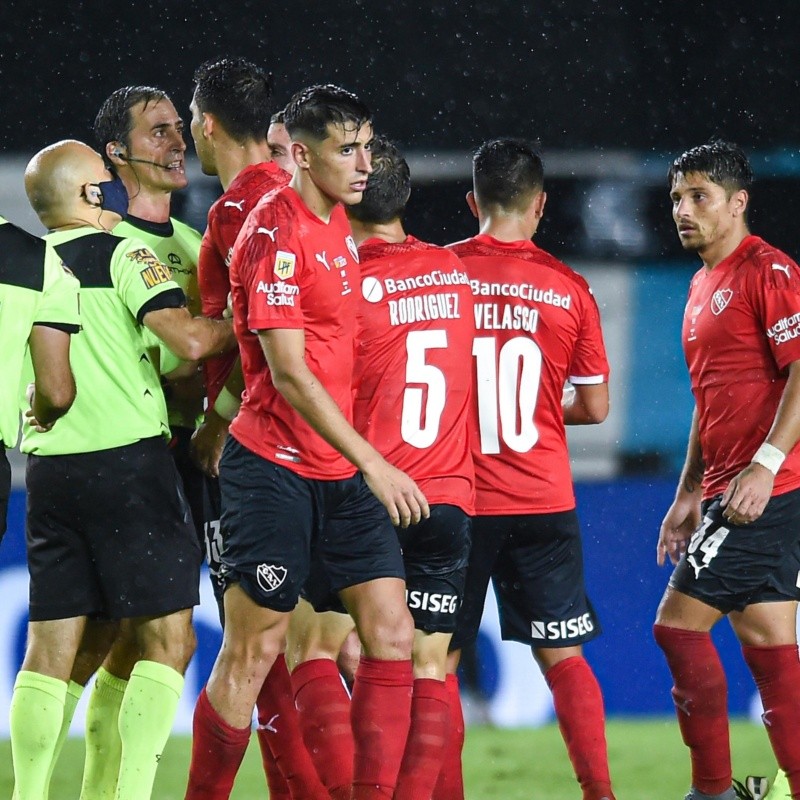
left=0, top=215, right=78, bottom=538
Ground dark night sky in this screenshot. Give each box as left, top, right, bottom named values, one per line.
left=1, top=1, right=798, bottom=156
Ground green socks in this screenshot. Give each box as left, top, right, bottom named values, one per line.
left=114, top=660, right=184, bottom=800
left=10, top=671, right=67, bottom=800
left=80, top=667, right=128, bottom=800
left=44, top=679, right=83, bottom=800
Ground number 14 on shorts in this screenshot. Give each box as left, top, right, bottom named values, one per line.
left=687, top=514, right=730, bottom=579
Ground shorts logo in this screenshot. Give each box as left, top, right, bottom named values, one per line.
left=256, top=563, right=288, bottom=593
left=346, top=234, right=359, bottom=264
left=406, top=590, right=458, bottom=614
left=710, top=289, right=733, bottom=316
left=531, top=614, right=594, bottom=640
left=274, top=251, right=296, bottom=280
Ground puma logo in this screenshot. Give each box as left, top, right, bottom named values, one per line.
left=257, top=226, right=278, bottom=241
left=772, top=263, right=791, bottom=278
left=315, top=251, right=331, bottom=271
left=224, top=199, right=245, bottom=211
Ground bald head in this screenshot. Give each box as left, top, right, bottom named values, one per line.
left=25, top=139, right=111, bottom=229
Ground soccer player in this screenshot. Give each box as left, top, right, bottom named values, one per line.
left=0, top=216, right=78, bottom=537
left=187, top=57, right=326, bottom=800
left=267, top=108, right=295, bottom=174
left=443, top=138, right=615, bottom=800
left=655, top=140, right=800, bottom=800
left=10, top=139, right=235, bottom=800
left=184, top=84, right=427, bottom=800
left=348, top=136, right=475, bottom=800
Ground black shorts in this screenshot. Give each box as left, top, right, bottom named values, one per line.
left=26, top=437, right=202, bottom=621
left=218, top=437, right=405, bottom=612
left=202, top=473, right=226, bottom=616
left=399, top=504, right=471, bottom=634
left=304, top=503, right=472, bottom=629
left=0, top=446, right=10, bottom=542
left=168, top=426, right=204, bottom=542
left=669, top=488, right=800, bottom=613
left=450, top=510, right=601, bottom=650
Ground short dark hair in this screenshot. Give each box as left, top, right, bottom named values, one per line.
left=94, top=86, right=170, bottom=152
left=270, top=108, right=286, bottom=126
left=473, top=138, right=544, bottom=212
left=667, top=139, right=754, bottom=196
left=193, top=57, right=273, bottom=143
left=284, top=84, right=371, bottom=141
left=348, top=136, right=410, bottom=225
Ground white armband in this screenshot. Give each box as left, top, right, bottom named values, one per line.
left=213, top=386, right=241, bottom=422
left=751, top=442, right=786, bottom=476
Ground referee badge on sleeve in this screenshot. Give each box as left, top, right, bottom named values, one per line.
left=274, top=251, right=296, bottom=280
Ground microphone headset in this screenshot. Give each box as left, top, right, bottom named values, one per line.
left=111, top=144, right=173, bottom=170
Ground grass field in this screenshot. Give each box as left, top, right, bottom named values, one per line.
left=0, top=718, right=776, bottom=799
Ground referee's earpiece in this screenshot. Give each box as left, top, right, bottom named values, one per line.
left=111, top=144, right=126, bottom=159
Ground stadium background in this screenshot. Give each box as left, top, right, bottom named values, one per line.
left=1, top=1, right=798, bottom=733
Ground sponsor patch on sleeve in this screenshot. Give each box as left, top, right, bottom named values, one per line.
left=274, top=250, right=297, bottom=280
left=126, top=247, right=173, bottom=288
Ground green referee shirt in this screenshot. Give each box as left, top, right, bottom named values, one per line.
left=0, top=217, right=80, bottom=448
left=21, top=227, right=186, bottom=456
left=114, top=215, right=203, bottom=430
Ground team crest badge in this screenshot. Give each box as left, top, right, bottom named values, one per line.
left=274, top=250, right=296, bottom=280
left=346, top=234, right=359, bottom=264
left=711, top=289, right=733, bottom=316
left=256, top=563, right=288, bottom=593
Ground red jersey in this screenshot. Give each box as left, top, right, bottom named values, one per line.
left=449, top=234, right=609, bottom=515
left=228, top=185, right=361, bottom=480
left=682, top=235, right=800, bottom=499
left=199, top=161, right=290, bottom=405
left=354, top=236, right=475, bottom=515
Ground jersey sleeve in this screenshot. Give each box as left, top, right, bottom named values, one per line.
left=234, top=204, right=304, bottom=332
left=568, top=286, right=610, bottom=384
left=111, top=238, right=186, bottom=323
left=752, top=259, right=800, bottom=371
left=34, top=245, right=81, bottom=332
left=198, top=209, right=232, bottom=320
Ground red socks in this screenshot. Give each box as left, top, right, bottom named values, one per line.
left=545, top=656, right=614, bottom=800
left=185, top=687, right=251, bottom=799
left=350, top=656, right=413, bottom=799
left=433, top=673, right=465, bottom=800
left=291, top=657, right=354, bottom=800
left=257, top=655, right=329, bottom=800
left=395, top=678, right=451, bottom=800
left=653, top=624, right=731, bottom=796
left=742, top=644, right=800, bottom=799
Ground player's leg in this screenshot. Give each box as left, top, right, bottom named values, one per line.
left=394, top=505, right=471, bottom=800
left=10, top=617, right=85, bottom=800
left=433, top=514, right=502, bottom=800
left=731, top=600, right=800, bottom=799
left=500, top=511, right=613, bottom=800
left=285, top=599, right=357, bottom=800
left=186, top=439, right=312, bottom=800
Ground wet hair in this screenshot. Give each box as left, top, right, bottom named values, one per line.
left=193, top=57, right=273, bottom=143
left=284, top=84, right=371, bottom=141
left=667, top=139, right=754, bottom=196
left=472, top=138, right=544, bottom=212
left=94, top=86, right=170, bottom=153
left=348, top=136, right=410, bottom=225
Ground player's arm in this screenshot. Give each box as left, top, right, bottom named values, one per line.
left=657, top=408, right=704, bottom=566
left=259, top=326, right=429, bottom=527
left=721, top=358, right=800, bottom=525
left=191, top=359, right=245, bottom=478
left=563, top=382, right=608, bottom=425
left=142, top=306, right=236, bottom=362
left=26, top=325, right=75, bottom=430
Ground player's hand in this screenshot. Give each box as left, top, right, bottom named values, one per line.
left=657, top=494, right=701, bottom=567
left=362, top=458, right=430, bottom=528
left=24, top=406, right=54, bottom=433
left=190, top=409, right=230, bottom=478
left=720, top=463, right=774, bottom=525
